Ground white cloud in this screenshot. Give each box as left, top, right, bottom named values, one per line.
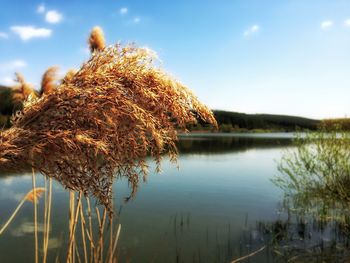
left=0, top=60, right=27, bottom=85
left=321, top=20, right=334, bottom=30
left=0, top=59, right=27, bottom=71
left=37, top=4, right=45, bottom=14
left=2, top=77, right=16, bottom=86
left=0, top=32, right=8, bottom=39
left=251, top=25, right=260, bottom=32
left=120, top=7, right=128, bottom=15
left=133, top=17, right=141, bottom=24
left=9, top=59, right=27, bottom=69
left=2, top=176, right=15, bottom=186
left=11, top=26, right=52, bottom=41
left=45, top=10, right=63, bottom=24
left=244, top=24, right=260, bottom=37
left=345, top=19, right=350, bottom=27
left=11, top=222, right=45, bottom=237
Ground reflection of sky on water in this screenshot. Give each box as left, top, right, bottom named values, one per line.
left=0, top=134, right=293, bottom=262
left=11, top=222, right=45, bottom=237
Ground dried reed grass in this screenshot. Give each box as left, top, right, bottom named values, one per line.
left=89, top=26, right=105, bottom=53
left=32, top=168, right=39, bottom=263
left=0, top=27, right=217, bottom=212
left=11, top=72, right=37, bottom=103
left=63, top=69, right=77, bottom=84
left=26, top=186, right=46, bottom=203
left=41, top=67, right=59, bottom=95
left=66, top=194, right=121, bottom=263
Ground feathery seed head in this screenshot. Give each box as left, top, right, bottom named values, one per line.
left=41, top=67, right=59, bottom=95
left=0, top=29, right=217, bottom=212
left=88, top=26, right=105, bottom=53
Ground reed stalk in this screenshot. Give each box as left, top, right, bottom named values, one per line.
left=98, top=209, right=107, bottom=262
left=79, top=200, right=88, bottom=263
left=32, top=167, right=39, bottom=263
left=109, top=224, right=121, bottom=263
left=0, top=187, right=44, bottom=235
left=43, top=177, right=48, bottom=257
left=75, top=244, right=82, bottom=263
left=67, top=192, right=83, bottom=263
left=231, top=245, right=266, bottom=263
left=43, top=178, right=52, bottom=263
left=109, top=218, right=113, bottom=263
left=86, top=197, right=94, bottom=263
left=0, top=198, right=27, bottom=235
left=68, top=191, right=76, bottom=263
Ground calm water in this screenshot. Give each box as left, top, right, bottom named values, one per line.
left=0, top=133, right=342, bottom=262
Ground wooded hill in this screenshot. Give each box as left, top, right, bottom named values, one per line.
left=212, top=110, right=320, bottom=132
left=0, top=85, right=332, bottom=132
left=0, top=85, right=20, bottom=128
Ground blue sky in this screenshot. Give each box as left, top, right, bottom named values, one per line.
left=0, top=0, right=350, bottom=119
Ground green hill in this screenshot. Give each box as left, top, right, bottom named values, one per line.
left=212, top=110, right=320, bottom=132
left=0, top=85, right=20, bottom=128
left=0, top=85, right=16, bottom=115
left=0, top=85, right=321, bottom=132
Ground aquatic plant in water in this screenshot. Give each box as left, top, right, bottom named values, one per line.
left=270, top=129, right=350, bottom=261
left=274, top=129, right=350, bottom=205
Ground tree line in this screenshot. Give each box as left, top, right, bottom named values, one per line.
left=2, top=85, right=349, bottom=132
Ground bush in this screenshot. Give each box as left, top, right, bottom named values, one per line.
left=219, top=123, right=232, bottom=133
left=273, top=130, right=350, bottom=202
left=0, top=115, right=10, bottom=129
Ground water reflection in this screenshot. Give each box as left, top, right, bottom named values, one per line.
left=247, top=130, right=350, bottom=262
left=166, top=134, right=350, bottom=262
left=0, top=133, right=294, bottom=177
left=161, top=191, right=350, bottom=262
left=244, top=185, right=350, bottom=262
left=177, top=133, right=294, bottom=155
left=0, top=133, right=305, bottom=262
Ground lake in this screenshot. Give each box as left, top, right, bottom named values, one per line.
left=0, top=133, right=347, bottom=262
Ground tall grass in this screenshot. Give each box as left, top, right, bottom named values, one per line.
left=43, top=177, right=52, bottom=263
left=65, top=191, right=121, bottom=263
left=0, top=178, right=121, bottom=263
left=274, top=130, right=350, bottom=202
left=32, top=167, right=39, bottom=263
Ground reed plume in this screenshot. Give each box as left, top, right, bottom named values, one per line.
left=40, top=67, right=59, bottom=95
left=26, top=187, right=45, bottom=203
left=62, top=69, right=77, bottom=84
left=0, top=187, right=45, bottom=235
left=11, top=72, right=36, bottom=103
left=0, top=28, right=217, bottom=212
left=88, top=26, right=105, bottom=53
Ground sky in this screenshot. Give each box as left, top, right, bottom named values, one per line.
left=0, top=0, right=350, bottom=119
